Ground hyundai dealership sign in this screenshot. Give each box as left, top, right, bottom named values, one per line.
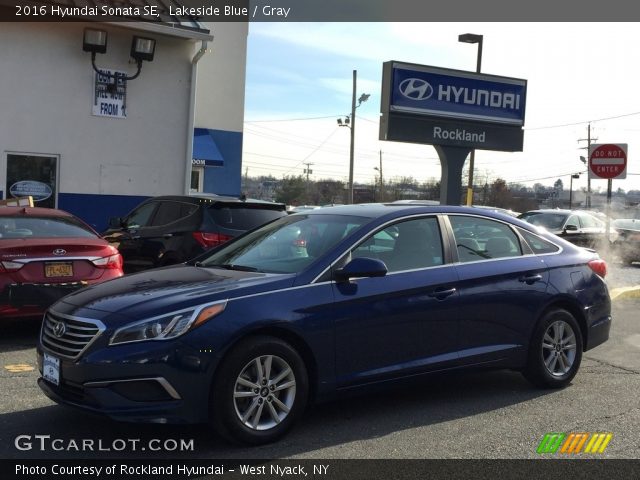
left=380, top=61, right=527, bottom=151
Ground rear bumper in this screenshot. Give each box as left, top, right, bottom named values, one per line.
left=0, top=283, right=86, bottom=318
left=2, top=282, right=86, bottom=307
left=585, top=314, right=612, bottom=351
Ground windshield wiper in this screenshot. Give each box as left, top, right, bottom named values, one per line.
left=216, top=264, right=261, bottom=272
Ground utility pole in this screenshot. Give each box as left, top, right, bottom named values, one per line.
left=303, top=163, right=314, bottom=204
left=376, top=150, right=384, bottom=202
left=578, top=123, right=597, bottom=208
left=303, top=163, right=314, bottom=182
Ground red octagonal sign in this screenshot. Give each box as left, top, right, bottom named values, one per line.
left=589, top=143, right=627, bottom=180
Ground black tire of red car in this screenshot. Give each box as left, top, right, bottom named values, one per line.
left=210, top=335, right=309, bottom=445
left=523, top=308, right=583, bottom=389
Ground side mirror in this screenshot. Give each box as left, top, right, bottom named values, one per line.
left=564, top=224, right=579, bottom=233
left=108, top=217, right=124, bottom=229
left=335, top=257, right=388, bottom=281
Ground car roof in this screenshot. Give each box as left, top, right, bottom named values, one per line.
left=300, top=203, right=530, bottom=224
left=0, top=206, right=73, bottom=218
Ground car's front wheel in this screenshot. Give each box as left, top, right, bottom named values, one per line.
left=523, top=309, right=583, bottom=389
left=210, top=336, right=308, bottom=444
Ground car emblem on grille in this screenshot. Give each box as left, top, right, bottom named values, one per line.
left=53, top=249, right=67, bottom=256
left=52, top=321, right=66, bottom=338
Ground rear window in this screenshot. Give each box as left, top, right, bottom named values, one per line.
left=0, top=216, right=96, bottom=239
left=519, top=229, right=560, bottom=254
left=206, top=205, right=285, bottom=231
left=519, top=212, right=568, bottom=230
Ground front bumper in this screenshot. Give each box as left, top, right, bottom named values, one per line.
left=36, top=342, right=216, bottom=424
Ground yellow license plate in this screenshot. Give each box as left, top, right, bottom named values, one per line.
left=45, top=262, right=73, bottom=278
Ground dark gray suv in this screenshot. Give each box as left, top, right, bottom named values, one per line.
left=102, top=194, right=286, bottom=273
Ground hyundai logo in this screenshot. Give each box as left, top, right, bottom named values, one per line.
left=52, top=321, right=66, bottom=338
left=52, top=249, right=66, bottom=256
left=398, top=78, right=433, bottom=101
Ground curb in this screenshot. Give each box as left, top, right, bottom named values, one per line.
left=610, top=285, right=640, bottom=301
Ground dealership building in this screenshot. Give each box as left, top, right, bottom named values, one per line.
left=0, top=16, right=247, bottom=230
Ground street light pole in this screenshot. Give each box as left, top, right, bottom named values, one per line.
left=458, top=33, right=483, bottom=206
left=337, top=70, right=369, bottom=204
left=349, top=70, right=356, bottom=205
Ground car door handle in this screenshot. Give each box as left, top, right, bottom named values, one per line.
left=163, top=233, right=173, bottom=239
left=428, top=287, right=456, bottom=300
left=519, top=274, right=543, bottom=285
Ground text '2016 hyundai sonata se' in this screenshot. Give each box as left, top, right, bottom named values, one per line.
left=37, top=205, right=612, bottom=444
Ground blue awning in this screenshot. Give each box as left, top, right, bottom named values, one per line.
left=193, top=128, right=224, bottom=167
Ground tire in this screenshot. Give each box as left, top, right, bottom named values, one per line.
left=210, top=335, right=308, bottom=445
left=523, top=309, right=583, bottom=389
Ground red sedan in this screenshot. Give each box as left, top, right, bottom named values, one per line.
left=0, top=207, right=123, bottom=319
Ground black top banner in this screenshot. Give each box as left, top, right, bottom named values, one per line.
left=1, top=0, right=640, bottom=22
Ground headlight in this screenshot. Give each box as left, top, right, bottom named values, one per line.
left=109, top=300, right=227, bottom=345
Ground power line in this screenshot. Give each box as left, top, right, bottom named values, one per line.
left=245, top=115, right=341, bottom=123
left=526, top=110, right=640, bottom=131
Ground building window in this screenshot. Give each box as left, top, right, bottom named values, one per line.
left=5, top=153, right=58, bottom=209
left=190, top=166, right=204, bottom=193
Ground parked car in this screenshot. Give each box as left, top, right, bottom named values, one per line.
left=613, top=215, right=640, bottom=264
left=287, top=205, right=321, bottom=214
left=102, top=195, right=287, bottom=273
left=0, top=207, right=123, bottom=319
left=472, top=205, right=520, bottom=217
left=518, top=209, right=617, bottom=251
left=37, top=205, right=611, bottom=444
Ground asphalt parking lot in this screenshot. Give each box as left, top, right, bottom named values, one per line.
left=1, top=264, right=638, bottom=461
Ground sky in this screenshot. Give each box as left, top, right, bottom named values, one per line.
left=242, top=23, right=640, bottom=193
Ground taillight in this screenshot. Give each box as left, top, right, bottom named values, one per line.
left=588, top=259, right=607, bottom=278
left=92, top=253, right=123, bottom=270
left=0, top=261, right=24, bottom=272
left=192, top=232, right=233, bottom=248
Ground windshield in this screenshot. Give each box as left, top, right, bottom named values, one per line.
left=196, top=214, right=369, bottom=274
left=519, top=213, right=567, bottom=230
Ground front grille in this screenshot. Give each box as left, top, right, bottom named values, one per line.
left=41, top=311, right=105, bottom=360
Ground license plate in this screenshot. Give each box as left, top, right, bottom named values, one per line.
left=43, top=353, right=60, bottom=386
left=45, top=262, right=73, bottom=278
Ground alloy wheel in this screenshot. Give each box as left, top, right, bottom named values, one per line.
left=542, top=320, right=577, bottom=377
left=233, top=355, right=297, bottom=431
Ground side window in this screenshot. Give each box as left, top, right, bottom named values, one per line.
left=180, top=203, right=198, bottom=218
left=125, top=202, right=157, bottom=229
left=450, top=215, right=522, bottom=262
left=151, top=201, right=185, bottom=227
left=519, top=229, right=560, bottom=254
left=566, top=215, right=580, bottom=229
left=352, top=217, right=443, bottom=273
left=579, top=214, right=601, bottom=229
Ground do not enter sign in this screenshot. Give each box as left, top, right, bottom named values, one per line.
left=589, top=143, right=627, bottom=180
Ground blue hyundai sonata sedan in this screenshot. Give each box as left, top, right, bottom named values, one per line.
left=37, top=205, right=611, bottom=444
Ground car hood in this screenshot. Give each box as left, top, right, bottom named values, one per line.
left=54, top=264, right=296, bottom=323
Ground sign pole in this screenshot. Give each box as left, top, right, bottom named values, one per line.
left=606, top=178, right=613, bottom=246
